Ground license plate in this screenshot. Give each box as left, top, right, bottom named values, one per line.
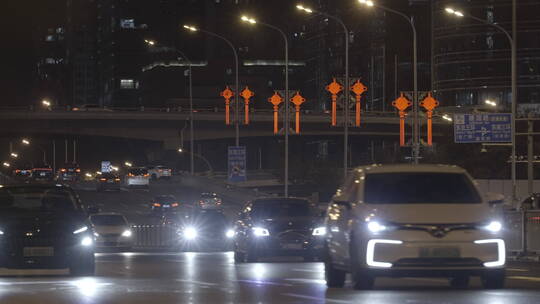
left=163, top=205, right=170, bottom=208
left=282, top=243, right=303, bottom=250
left=40, top=173, right=46, bottom=177
left=24, top=247, right=54, bottom=257
left=419, top=247, right=460, bottom=258
left=107, top=180, right=114, bottom=183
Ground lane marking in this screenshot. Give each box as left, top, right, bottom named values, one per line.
left=236, top=279, right=292, bottom=287
left=284, top=278, right=326, bottom=284
left=282, top=293, right=351, bottom=304
left=176, top=279, right=218, bottom=286
left=507, top=276, right=540, bottom=282
left=507, top=268, right=529, bottom=272
left=291, top=268, right=320, bottom=273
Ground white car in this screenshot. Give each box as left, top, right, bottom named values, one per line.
left=126, top=168, right=150, bottom=189
left=147, top=165, right=172, bottom=180
left=324, top=164, right=505, bottom=290
left=89, top=213, right=133, bottom=250
left=197, top=193, right=223, bottom=209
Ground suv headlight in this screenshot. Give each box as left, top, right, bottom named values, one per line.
left=183, top=227, right=198, bottom=240
left=482, top=221, right=502, bottom=233
left=121, top=230, right=132, bottom=237
left=252, top=227, right=269, bottom=237
left=81, top=236, right=93, bottom=247
left=225, top=229, right=235, bottom=238
left=367, top=221, right=387, bottom=233
left=312, top=227, right=326, bottom=236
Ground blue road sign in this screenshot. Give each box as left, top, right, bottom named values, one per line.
left=454, top=113, right=511, bottom=143
left=228, top=146, right=247, bottom=182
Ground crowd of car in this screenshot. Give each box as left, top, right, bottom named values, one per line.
left=0, top=163, right=508, bottom=290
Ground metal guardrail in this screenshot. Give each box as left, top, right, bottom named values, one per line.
left=131, top=225, right=178, bottom=249
left=504, top=210, right=540, bottom=257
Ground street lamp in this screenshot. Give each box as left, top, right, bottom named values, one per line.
left=42, top=99, right=51, bottom=107
left=21, top=139, right=30, bottom=145
left=241, top=15, right=290, bottom=197
left=183, top=25, right=241, bottom=146
left=10, top=153, right=18, bottom=159
left=3, top=162, right=10, bottom=168
left=124, top=161, right=133, bottom=167
left=144, top=39, right=195, bottom=175
left=297, top=3, right=351, bottom=180
left=445, top=6, right=517, bottom=203
left=359, top=0, right=420, bottom=164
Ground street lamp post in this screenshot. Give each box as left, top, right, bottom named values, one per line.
left=145, top=39, right=195, bottom=175
left=445, top=6, right=518, bottom=203
left=241, top=16, right=290, bottom=198
left=183, top=25, right=240, bottom=146
left=296, top=4, right=350, bottom=179
left=178, top=148, right=213, bottom=174
left=359, top=0, right=420, bottom=164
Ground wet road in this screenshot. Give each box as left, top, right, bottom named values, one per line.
left=0, top=252, right=539, bottom=304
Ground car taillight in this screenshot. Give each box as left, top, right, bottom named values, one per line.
left=153, top=203, right=161, bottom=207
left=100, top=178, right=106, bottom=181
left=61, top=169, right=66, bottom=172
left=76, top=169, right=81, bottom=173
left=114, top=178, right=120, bottom=181
left=171, top=203, right=179, bottom=207
left=144, top=173, right=150, bottom=177
left=128, top=173, right=134, bottom=177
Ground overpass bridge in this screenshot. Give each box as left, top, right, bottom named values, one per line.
left=0, top=107, right=452, bottom=149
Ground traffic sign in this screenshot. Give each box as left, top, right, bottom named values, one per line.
left=454, top=113, right=511, bottom=143
left=101, top=161, right=111, bottom=173
left=228, top=146, right=247, bottom=182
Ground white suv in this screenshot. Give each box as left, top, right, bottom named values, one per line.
left=324, top=164, right=505, bottom=290
left=147, top=165, right=172, bottom=180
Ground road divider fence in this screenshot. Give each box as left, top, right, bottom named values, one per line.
left=504, top=210, right=540, bottom=259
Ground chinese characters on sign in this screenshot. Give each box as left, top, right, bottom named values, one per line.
left=228, top=146, right=247, bottom=182
left=454, top=114, right=511, bottom=143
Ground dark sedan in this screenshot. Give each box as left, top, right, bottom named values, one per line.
left=233, top=198, right=325, bottom=263
left=96, top=173, right=122, bottom=191
left=0, top=184, right=95, bottom=275
left=177, top=210, right=234, bottom=252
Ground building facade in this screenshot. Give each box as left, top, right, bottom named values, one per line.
left=432, top=0, right=540, bottom=108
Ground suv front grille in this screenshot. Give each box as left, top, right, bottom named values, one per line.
left=394, top=258, right=483, bottom=267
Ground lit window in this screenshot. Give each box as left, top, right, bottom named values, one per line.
left=120, top=79, right=137, bottom=89
left=120, top=19, right=135, bottom=29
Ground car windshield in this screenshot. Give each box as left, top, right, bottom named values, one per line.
left=101, top=173, right=118, bottom=179
left=0, top=186, right=78, bottom=212
left=251, top=199, right=312, bottom=218
left=91, top=215, right=127, bottom=226
left=156, top=196, right=176, bottom=203
left=129, top=168, right=148, bottom=175
left=364, top=172, right=482, bottom=204
left=194, top=211, right=228, bottom=226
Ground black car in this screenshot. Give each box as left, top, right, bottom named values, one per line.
left=31, top=167, right=54, bottom=182
left=56, top=164, right=81, bottom=182
left=151, top=195, right=181, bottom=213
left=233, top=198, right=325, bottom=263
left=0, top=184, right=95, bottom=275
left=97, top=173, right=121, bottom=191
left=177, top=210, right=234, bottom=251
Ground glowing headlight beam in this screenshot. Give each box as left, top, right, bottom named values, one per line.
left=73, top=226, right=88, bottom=234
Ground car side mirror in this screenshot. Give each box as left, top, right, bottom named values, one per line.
left=334, top=200, right=351, bottom=210
left=486, top=192, right=505, bottom=207
left=87, top=206, right=101, bottom=214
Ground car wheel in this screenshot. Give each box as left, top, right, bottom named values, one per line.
left=245, top=248, right=259, bottom=263
left=234, top=250, right=245, bottom=263
left=324, top=259, right=346, bottom=288
left=450, top=275, right=470, bottom=289
left=70, top=255, right=95, bottom=276
left=350, top=236, right=375, bottom=290
left=481, top=269, right=505, bottom=289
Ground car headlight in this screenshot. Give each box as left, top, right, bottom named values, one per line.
left=73, top=226, right=88, bottom=234
left=121, top=230, right=132, bottom=237
left=252, top=227, right=270, bottom=237
left=0, top=230, right=4, bottom=235
left=183, top=227, right=198, bottom=240
left=81, top=236, right=93, bottom=247
left=312, top=226, right=326, bottom=236
left=482, top=221, right=502, bottom=233
left=225, top=229, right=235, bottom=238
left=367, top=221, right=387, bottom=233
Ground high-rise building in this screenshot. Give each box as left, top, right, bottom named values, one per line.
left=432, top=0, right=540, bottom=109
left=66, top=0, right=98, bottom=106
